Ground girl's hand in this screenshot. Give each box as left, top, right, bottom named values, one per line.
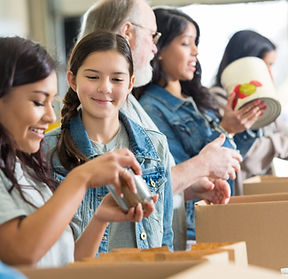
left=94, top=193, right=158, bottom=223
left=74, top=148, right=141, bottom=196
left=220, top=91, right=266, bottom=134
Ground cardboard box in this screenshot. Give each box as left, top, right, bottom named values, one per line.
left=189, top=241, right=248, bottom=267
left=18, top=261, right=204, bottom=279
left=195, top=192, right=288, bottom=270
left=170, top=262, right=281, bottom=279
left=18, top=261, right=281, bottom=279
left=243, top=175, right=288, bottom=195
left=77, top=246, right=230, bottom=265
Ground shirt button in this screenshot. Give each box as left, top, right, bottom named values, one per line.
left=150, top=178, right=156, bottom=187
left=102, top=236, right=107, bottom=240
left=140, top=232, right=147, bottom=240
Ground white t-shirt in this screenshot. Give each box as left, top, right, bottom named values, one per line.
left=0, top=161, right=74, bottom=267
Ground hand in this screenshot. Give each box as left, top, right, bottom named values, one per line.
left=198, top=134, right=242, bottom=180
left=75, top=148, right=141, bottom=196
left=94, top=193, right=158, bottom=223
left=220, top=91, right=266, bottom=134
left=184, top=177, right=230, bottom=204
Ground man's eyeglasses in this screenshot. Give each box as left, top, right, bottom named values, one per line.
left=131, top=23, right=161, bottom=45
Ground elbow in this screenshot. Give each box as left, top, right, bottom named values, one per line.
left=0, top=248, right=42, bottom=266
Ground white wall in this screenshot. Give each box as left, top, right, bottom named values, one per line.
left=181, top=0, right=288, bottom=89
left=0, top=0, right=29, bottom=37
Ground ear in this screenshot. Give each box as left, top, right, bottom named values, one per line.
left=120, top=21, right=134, bottom=45
left=128, top=75, right=135, bottom=93
left=67, top=71, right=77, bottom=92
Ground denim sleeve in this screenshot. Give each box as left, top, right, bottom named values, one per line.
left=234, top=129, right=259, bottom=158
left=161, top=148, right=174, bottom=251
left=140, top=104, right=190, bottom=164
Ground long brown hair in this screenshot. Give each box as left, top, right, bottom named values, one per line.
left=53, top=31, right=134, bottom=171
left=0, top=36, right=57, bottom=207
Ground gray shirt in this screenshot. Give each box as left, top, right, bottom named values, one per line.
left=122, top=94, right=186, bottom=251
left=91, top=122, right=137, bottom=250
left=0, top=161, right=74, bottom=267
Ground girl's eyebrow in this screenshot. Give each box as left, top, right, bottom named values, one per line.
left=84, top=69, right=128, bottom=75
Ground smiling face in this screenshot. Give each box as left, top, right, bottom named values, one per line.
left=0, top=72, right=57, bottom=153
left=159, top=21, right=198, bottom=82
left=68, top=50, right=134, bottom=123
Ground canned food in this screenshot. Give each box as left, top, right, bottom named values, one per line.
left=107, top=168, right=153, bottom=212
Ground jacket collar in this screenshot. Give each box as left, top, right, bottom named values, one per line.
left=70, top=110, right=160, bottom=161
left=145, top=84, right=198, bottom=112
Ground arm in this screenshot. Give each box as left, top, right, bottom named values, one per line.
left=172, top=134, right=242, bottom=194
left=161, top=152, right=174, bottom=250
left=74, top=193, right=157, bottom=260
left=0, top=148, right=141, bottom=265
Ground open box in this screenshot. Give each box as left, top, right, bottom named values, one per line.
left=18, top=261, right=281, bottom=279
left=243, top=175, right=288, bottom=195
left=195, top=192, right=288, bottom=270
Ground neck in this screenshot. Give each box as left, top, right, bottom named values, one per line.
left=81, top=111, right=120, bottom=144
left=163, top=80, right=186, bottom=100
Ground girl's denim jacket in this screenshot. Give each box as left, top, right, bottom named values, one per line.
left=139, top=84, right=259, bottom=238
left=44, top=110, right=174, bottom=252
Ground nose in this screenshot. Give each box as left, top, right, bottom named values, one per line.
left=97, top=78, right=112, bottom=94
left=43, top=103, right=56, bottom=124
left=191, top=43, right=198, bottom=56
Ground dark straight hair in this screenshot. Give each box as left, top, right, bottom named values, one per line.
left=215, top=30, right=276, bottom=87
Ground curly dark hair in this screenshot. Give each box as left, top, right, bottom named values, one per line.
left=0, top=36, right=57, bottom=207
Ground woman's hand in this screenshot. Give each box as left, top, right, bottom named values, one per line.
left=220, top=91, right=266, bottom=135
left=94, top=193, right=158, bottom=223
left=73, top=148, right=141, bottom=196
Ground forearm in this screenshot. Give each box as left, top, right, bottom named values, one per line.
left=0, top=168, right=88, bottom=265
left=171, top=155, right=209, bottom=195
left=74, top=217, right=108, bottom=261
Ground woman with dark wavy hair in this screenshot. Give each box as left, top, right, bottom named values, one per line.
left=0, top=36, right=147, bottom=267
left=136, top=8, right=266, bottom=240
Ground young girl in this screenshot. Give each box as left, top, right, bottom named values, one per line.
left=136, top=8, right=266, bottom=240
left=0, top=36, right=149, bottom=267
left=45, top=31, right=174, bottom=252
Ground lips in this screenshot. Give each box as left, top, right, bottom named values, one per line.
left=30, top=127, right=46, bottom=134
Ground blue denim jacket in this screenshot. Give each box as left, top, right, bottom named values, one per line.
left=139, top=84, right=258, bottom=239
left=45, top=110, right=174, bottom=252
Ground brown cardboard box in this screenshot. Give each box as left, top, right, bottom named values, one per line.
left=169, top=262, right=281, bottom=279
left=243, top=175, right=288, bottom=195
left=195, top=192, right=288, bottom=270
left=18, top=261, right=281, bottom=279
left=189, top=241, right=248, bottom=267
left=77, top=246, right=230, bottom=264
left=18, top=260, right=204, bottom=279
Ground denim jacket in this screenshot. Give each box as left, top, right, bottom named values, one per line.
left=139, top=84, right=258, bottom=239
left=45, top=110, right=174, bottom=252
